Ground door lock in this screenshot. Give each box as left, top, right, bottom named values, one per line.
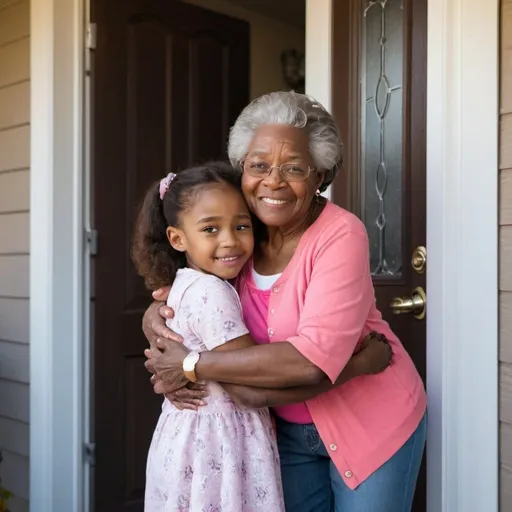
left=411, top=246, right=426, bottom=274
left=390, top=286, right=427, bottom=320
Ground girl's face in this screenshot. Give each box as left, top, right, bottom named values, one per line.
left=166, top=183, right=254, bottom=280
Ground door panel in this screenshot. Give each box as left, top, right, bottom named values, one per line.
left=332, top=0, right=427, bottom=510
left=90, top=1, right=249, bottom=510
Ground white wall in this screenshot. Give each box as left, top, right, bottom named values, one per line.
left=0, top=1, right=30, bottom=511
left=305, top=0, right=331, bottom=112
left=182, top=0, right=305, bottom=99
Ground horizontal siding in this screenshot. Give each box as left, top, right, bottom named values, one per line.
left=0, top=126, right=29, bottom=172
left=0, top=0, right=24, bottom=11
left=0, top=0, right=30, bottom=506
left=0, top=1, right=28, bottom=47
left=501, top=292, right=512, bottom=363
left=502, top=114, right=512, bottom=170
left=0, top=416, right=28, bottom=457
left=502, top=0, right=512, bottom=114
left=8, top=496, right=29, bottom=512
left=1, top=449, right=29, bottom=501
left=0, top=298, right=29, bottom=343
left=0, top=341, right=28, bottom=382
left=500, top=1, right=512, bottom=509
left=0, top=81, right=29, bottom=129
left=0, top=254, right=29, bottom=296
left=0, top=169, right=29, bottom=212
left=0, top=379, right=29, bottom=422
left=501, top=225, right=512, bottom=290
left=501, top=363, right=512, bottom=425
left=0, top=36, right=28, bottom=88
left=502, top=462, right=512, bottom=512
left=501, top=169, right=512, bottom=225
left=501, top=422, right=512, bottom=510
left=0, top=212, right=29, bottom=253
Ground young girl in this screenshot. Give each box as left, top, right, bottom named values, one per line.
left=131, top=162, right=285, bottom=511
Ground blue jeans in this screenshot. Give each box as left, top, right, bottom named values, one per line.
left=275, top=413, right=427, bottom=512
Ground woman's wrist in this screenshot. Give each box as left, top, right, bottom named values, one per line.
left=194, top=351, right=218, bottom=382
left=194, top=343, right=325, bottom=388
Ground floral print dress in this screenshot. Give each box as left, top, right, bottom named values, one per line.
left=145, top=268, right=284, bottom=512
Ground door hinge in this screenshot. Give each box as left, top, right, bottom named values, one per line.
left=86, top=23, right=97, bottom=50
left=84, top=442, right=96, bottom=466
left=86, top=229, right=98, bottom=256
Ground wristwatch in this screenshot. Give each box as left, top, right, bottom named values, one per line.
left=183, top=351, right=200, bottom=382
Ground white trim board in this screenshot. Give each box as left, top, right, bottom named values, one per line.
left=29, top=0, right=85, bottom=510
left=426, top=0, right=499, bottom=511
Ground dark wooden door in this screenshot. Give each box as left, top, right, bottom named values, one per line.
left=90, top=1, right=249, bottom=510
left=331, top=0, right=427, bottom=510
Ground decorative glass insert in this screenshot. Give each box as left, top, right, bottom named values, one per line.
left=361, top=0, right=404, bottom=276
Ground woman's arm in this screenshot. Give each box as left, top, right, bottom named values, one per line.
left=143, top=292, right=322, bottom=388
left=161, top=333, right=390, bottom=410
left=220, top=334, right=391, bottom=408
left=148, top=337, right=327, bottom=392
left=146, top=228, right=376, bottom=394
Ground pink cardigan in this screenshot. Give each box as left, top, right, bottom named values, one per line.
left=237, top=201, right=427, bottom=489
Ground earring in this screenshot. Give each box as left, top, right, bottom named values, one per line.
left=315, top=189, right=321, bottom=196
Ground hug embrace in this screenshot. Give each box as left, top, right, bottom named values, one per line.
left=132, top=91, right=427, bottom=512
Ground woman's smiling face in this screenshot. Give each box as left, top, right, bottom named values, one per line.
left=241, top=125, right=324, bottom=232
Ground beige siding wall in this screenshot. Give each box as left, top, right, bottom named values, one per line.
left=0, top=0, right=30, bottom=511
left=501, top=0, right=512, bottom=510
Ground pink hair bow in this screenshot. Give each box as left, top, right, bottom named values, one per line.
left=159, top=172, right=177, bottom=200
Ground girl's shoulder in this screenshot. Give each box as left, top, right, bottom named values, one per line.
left=169, top=268, right=239, bottom=310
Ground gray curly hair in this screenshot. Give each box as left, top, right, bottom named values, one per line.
left=227, top=91, right=343, bottom=192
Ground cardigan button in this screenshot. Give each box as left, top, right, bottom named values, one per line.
left=268, top=328, right=274, bottom=337
left=329, top=443, right=337, bottom=451
left=270, top=308, right=275, bottom=314
left=272, top=286, right=280, bottom=293
left=344, top=470, right=353, bottom=478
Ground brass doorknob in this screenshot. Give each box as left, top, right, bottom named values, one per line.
left=390, top=286, right=427, bottom=320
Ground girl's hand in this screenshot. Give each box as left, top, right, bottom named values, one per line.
left=164, top=381, right=209, bottom=411
left=355, top=331, right=393, bottom=375
left=142, top=286, right=183, bottom=345
left=145, top=339, right=191, bottom=393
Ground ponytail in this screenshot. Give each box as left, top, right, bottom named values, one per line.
left=131, top=181, right=186, bottom=290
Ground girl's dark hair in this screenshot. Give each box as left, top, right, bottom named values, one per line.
left=132, top=161, right=247, bottom=290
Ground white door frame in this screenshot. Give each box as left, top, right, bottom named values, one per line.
left=306, top=0, right=499, bottom=510
left=30, top=0, right=499, bottom=510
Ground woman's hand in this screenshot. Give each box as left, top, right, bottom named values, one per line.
left=164, top=381, right=209, bottom=411
left=142, top=286, right=183, bottom=345
left=354, top=331, right=393, bottom=375
left=145, top=339, right=191, bottom=393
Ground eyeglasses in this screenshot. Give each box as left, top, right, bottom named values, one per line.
left=241, top=160, right=317, bottom=182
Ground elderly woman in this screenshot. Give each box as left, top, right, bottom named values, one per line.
left=143, top=92, right=427, bottom=512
